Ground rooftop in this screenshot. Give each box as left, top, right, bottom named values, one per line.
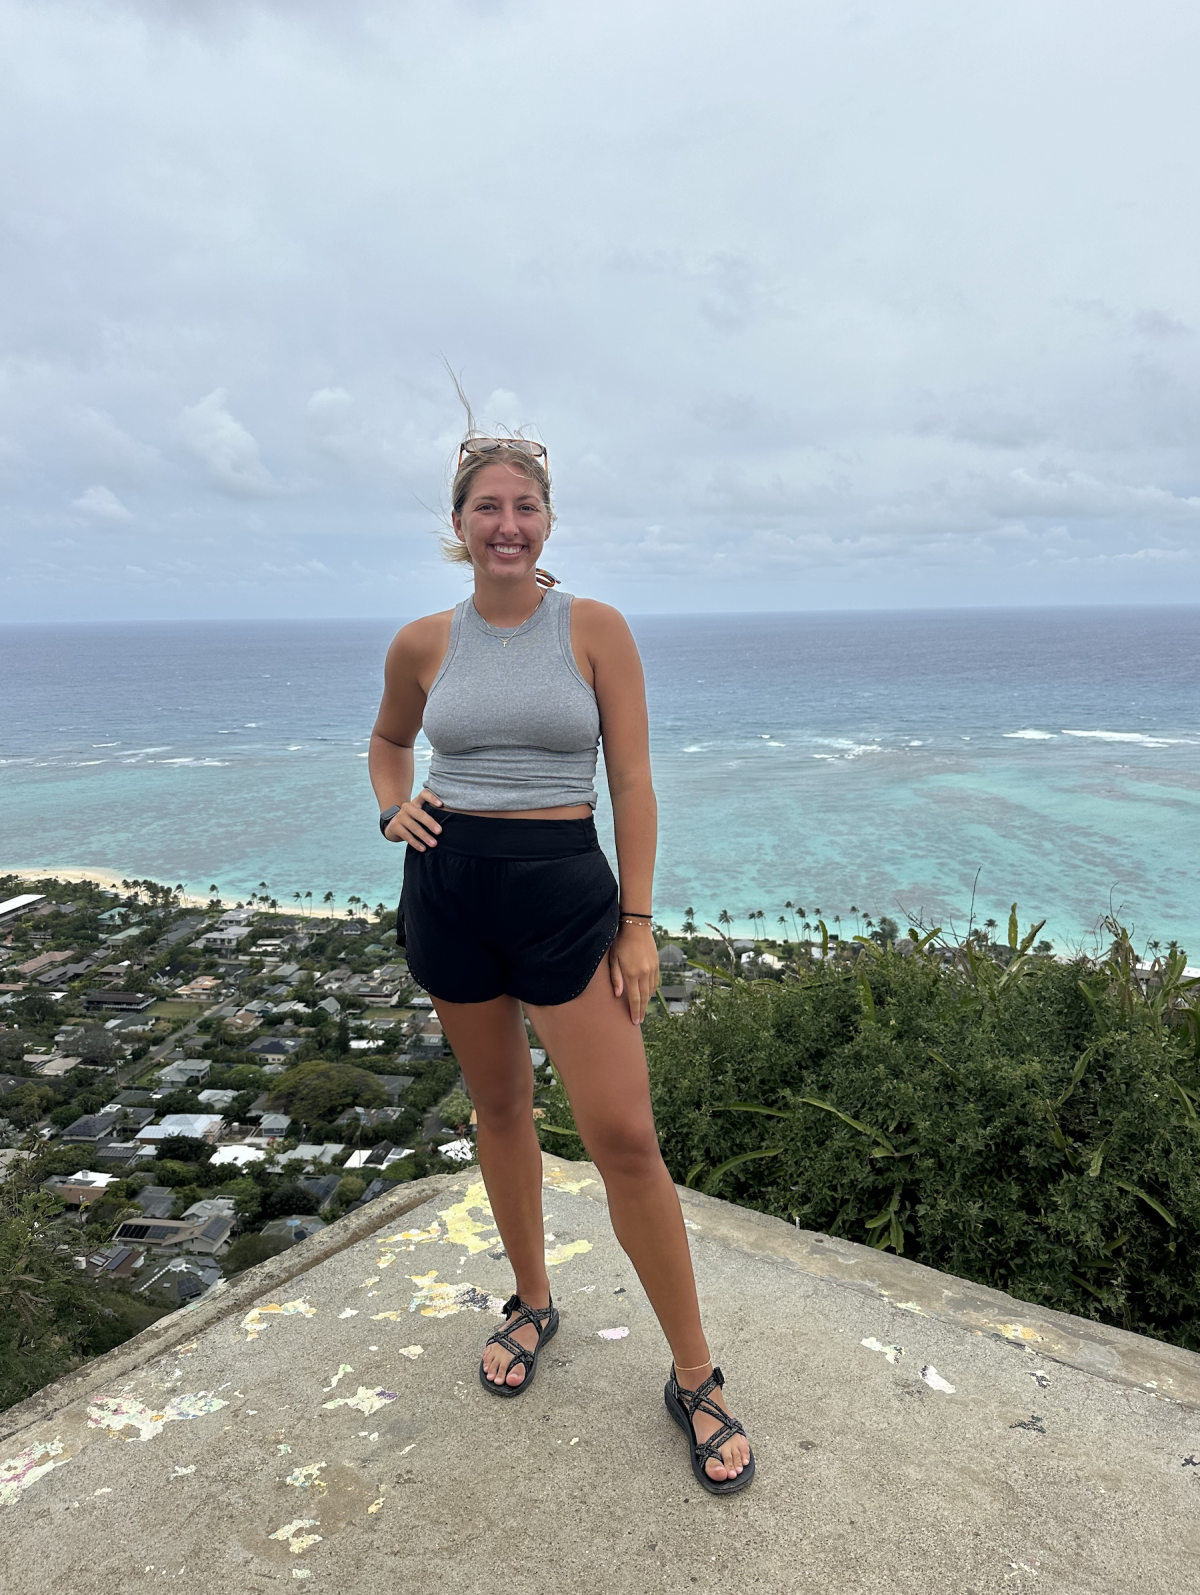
left=2, top=1154, right=1197, bottom=1590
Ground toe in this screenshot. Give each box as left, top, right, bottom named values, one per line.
left=705, top=1455, right=729, bottom=1481
left=506, top=1361, right=526, bottom=1386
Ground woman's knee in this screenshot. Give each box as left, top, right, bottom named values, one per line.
left=470, top=1084, right=534, bottom=1135
left=582, top=1116, right=664, bottom=1181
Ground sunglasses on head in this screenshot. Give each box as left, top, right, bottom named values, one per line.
left=458, top=436, right=548, bottom=469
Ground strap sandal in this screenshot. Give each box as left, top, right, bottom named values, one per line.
left=478, top=1292, right=559, bottom=1399
left=664, top=1364, right=756, bottom=1496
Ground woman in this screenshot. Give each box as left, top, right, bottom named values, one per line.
left=368, top=435, right=753, bottom=1493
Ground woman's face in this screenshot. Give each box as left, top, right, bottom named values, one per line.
left=453, top=462, right=549, bottom=580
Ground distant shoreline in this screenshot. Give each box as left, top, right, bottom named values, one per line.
left=0, top=865, right=315, bottom=918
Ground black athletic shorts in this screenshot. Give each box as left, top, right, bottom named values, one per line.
left=398, top=811, right=620, bottom=1006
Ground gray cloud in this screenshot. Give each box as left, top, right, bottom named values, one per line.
left=2, top=0, right=1199, bottom=618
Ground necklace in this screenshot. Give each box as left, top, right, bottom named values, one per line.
left=473, top=594, right=545, bottom=647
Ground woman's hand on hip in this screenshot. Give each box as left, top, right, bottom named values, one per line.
left=608, top=922, right=659, bottom=1024
left=385, top=790, right=444, bottom=849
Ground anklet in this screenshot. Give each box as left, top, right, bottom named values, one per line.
left=674, top=1356, right=713, bottom=1372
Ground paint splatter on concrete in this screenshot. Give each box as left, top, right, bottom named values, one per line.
left=861, top=1338, right=903, bottom=1365
left=269, top=1518, right=322, bottom=1554
left=396, top=1345, right=423, bottom=1360
left=545, top=1240, right=591, bottom=1267
left=338, top=1309, right=359, bottom=1319
left=380, top=1222, right=442, bottom=1249
left=360, top=1277, right=380, bottom=1289
left=277, top=1445, right=293, bottom=1456
left=171, top=1465, right=196, bottom=1477
left=994, top=1322, right=1043, bottom=1344
left=367, top=1496, right=385, bottom=1514
left=241, top=1299, right=317, bottom=1342
left=0, top=1438, right=70, bottom=1506
left=321, top=1387, right=398, bottom=1416
left=598, top=1327, right=630, bottom=1340
left=542, top=1167, right=595, bottom=1195
left=407, top=1271, right=507, bottom=1318
left=1029, top=1370, right=1051, bottom=1390
left=87, top=1392, right=228, bottom=1441
left=370, top=1311, right=404, bottom=1322
left=438, top=1182, right=500, bottom=1255
left=322, top=1364, right=353, bottom=1391
left=920, top=1366, right=956, bottom=1394
left=285, top=1462, right=327, bottom=1490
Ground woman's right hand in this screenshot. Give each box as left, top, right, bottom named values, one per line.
left=385, top=790, right=444, bottom=849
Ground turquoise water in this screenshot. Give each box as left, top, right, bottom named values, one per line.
left=2, top=608, right=1199, bottom=952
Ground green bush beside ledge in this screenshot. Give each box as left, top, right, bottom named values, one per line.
left=537, top=927, right=1200, bottom=1351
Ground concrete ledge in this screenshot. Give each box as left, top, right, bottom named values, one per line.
left=4, top=1153, right=1199, bottom=1594
left=0, top=1174, right=445, bottom=1444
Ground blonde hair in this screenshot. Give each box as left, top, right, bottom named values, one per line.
left=439, top=370, right=554, bottom=566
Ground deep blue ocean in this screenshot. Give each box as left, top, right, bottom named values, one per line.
left=2, top=608, right=1199, bottom=953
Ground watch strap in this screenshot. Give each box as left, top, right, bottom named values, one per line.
left=379, top=804, right=402, bottom=837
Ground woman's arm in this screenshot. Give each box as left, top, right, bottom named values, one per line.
left=369, top=613, right=451, bottom=850
left=575, top=600, right=660, bottom=1024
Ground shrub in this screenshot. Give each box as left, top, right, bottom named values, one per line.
left=537, top=929, right=1200, bottom=1351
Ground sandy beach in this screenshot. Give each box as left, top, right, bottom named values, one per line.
left=0, top=866, right=317, bottom=918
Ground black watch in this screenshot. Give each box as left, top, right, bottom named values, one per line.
left=379, top=804, right=402, bottom=838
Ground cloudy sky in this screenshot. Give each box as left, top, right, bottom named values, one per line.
left=3, top=0, right=1199, bottom=620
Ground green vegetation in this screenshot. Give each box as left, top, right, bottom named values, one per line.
left=537, top=918, right=1200, bottom=1352
left=266, top=1059, right=387, bottom=1123
left=0, top=1168, right=169, bottom=1411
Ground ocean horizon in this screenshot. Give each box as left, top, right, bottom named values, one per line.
left=3, top=604, right=1199, bottom=954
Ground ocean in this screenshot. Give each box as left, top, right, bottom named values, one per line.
left=2, top=607, right=1199, bottom=953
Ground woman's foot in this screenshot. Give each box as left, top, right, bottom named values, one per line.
left=481, top=1292, right=553, bottom=1389
left=671, top=1363, right=752, bottom=1483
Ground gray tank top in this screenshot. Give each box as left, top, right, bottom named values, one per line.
left=423, top=589, right=600, bottom=810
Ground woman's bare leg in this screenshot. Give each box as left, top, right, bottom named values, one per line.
left=431, top=993, right=550, bottom=1388
left=526, top=962, right=751, bottom=1481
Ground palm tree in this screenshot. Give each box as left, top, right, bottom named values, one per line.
left=304, top=891, right=313, bottom=916
left=682, top=905, right=697, bottom=935
left=323, top=891, right=335, bottom=911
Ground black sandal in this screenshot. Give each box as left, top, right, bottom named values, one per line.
left=478, top=1292, right=559, bottom=1398
left=664, top=1364, right=755, bottom=1496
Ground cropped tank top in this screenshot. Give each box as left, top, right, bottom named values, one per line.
left=422, top=589, right=601, bottom=811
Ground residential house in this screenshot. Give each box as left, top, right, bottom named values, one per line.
left=137, top=1256, right=221, bottom=1303
left=193, top=926, right=252, bottom=952
left=197, top=1089, right=239, bottom=1110
left=209, top=1144, right=266, bottom=1168
left=111, top=1212, right=234, bottom=1254
left=269, top=1142, right=344, bottom=1167
left=135, top=1112, right=225, bottom=1145
left=296, top=1172, right=341, bottom=1207
left=80, top=1243, right=142, bottom=1281
left=158, top=1059, right=211, bottom=1087
left=43, top=1170, right=117, bottom=1206
left=83, top=990, right=154, bottom=1013
left=261, top=1215, right=326, bottom=1244
left=135, top=1185, right=176, bottom=1219
left=224, top=1011, right=263, bottom=1036
left=59, top=1113, right=120, bottom=1146
left=0, top=893, right=45, bottom=927
left=373, top=1075, right=414, bottom=1104
left=316, top=996, right=341, bottom=1018
left=658, top=945, right=689, bottom=970
left=16, top=948, right=76, bottom=977
left=257, top=1113, right=292, bottom=1138
left=247, top=1036, right=302, bottom=1062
